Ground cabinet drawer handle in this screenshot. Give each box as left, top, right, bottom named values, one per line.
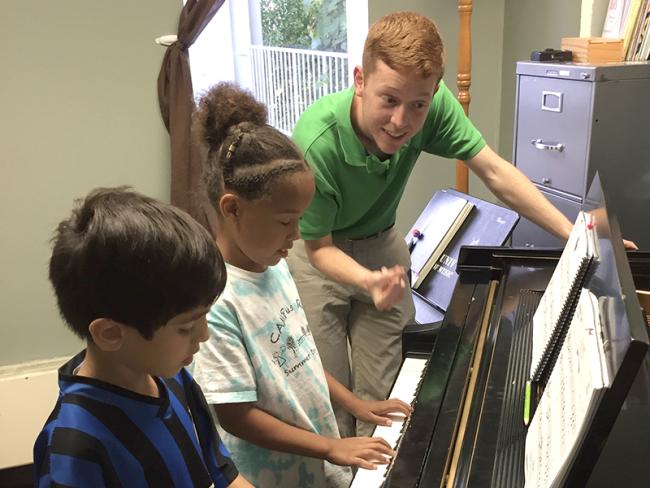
left=531, top=139, right=564, bottom=152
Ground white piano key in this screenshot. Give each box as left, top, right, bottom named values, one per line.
left=350, top=357, right=428, bottom=488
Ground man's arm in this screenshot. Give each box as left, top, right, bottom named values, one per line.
left=464, top=145, right=574, bottom=240
left=215, top=403, right=394, bottom=469
left=304, top=235, right=405, bottom=311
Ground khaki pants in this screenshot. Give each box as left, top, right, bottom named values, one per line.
left=287, top=227, right=415, bottom=437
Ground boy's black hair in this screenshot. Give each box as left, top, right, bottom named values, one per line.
left=49, top=187, right=226, bottom=340
left=193, top=82, right=309, bottom=204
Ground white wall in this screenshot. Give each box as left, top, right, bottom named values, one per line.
left=0, top=0, right=181, bottom=367
left=581, top=0, right=611, bottom=37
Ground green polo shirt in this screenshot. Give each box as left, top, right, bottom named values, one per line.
left=292, top=80, right=485, bottom=240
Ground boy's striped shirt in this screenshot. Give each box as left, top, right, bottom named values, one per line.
left=34, top=351, right=238, bottom=488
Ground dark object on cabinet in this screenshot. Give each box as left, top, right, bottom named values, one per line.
left=530, top=48, right=573, bottom=62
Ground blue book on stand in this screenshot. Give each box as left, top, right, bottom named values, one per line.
left=408, top=190, right=475, bottom=289
left=408, top=189, right=519, bottom=322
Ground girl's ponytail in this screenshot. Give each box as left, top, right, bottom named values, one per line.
left=194, top=82, right=308, bottom=204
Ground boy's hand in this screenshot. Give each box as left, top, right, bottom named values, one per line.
left=350, top=398, right=413, bottom=426
left=325, top=436, right=395, bottom=469
left=365, top=266, right=406, bottom=311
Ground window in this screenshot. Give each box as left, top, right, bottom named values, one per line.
left=190, top=0, right=367, bottom=134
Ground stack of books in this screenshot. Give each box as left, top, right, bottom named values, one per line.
left=599, top=0, right=650, bottom=61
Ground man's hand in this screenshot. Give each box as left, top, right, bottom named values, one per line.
left=364, top=265, right=406, bottom=311
left=350, top=398, right=413, bottom=426
left=325, top=436, right=395, bottom=469
left=623, top=239, right=638, bottom=250
left=227, top=474, right=255, bottom=487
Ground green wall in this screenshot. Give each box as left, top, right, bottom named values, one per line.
left=498, top=0, right=582, bottom=158
left=0, top=1, right=180, bottom=365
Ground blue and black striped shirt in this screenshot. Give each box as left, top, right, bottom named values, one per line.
left=34, top=351, right=238, bottom=487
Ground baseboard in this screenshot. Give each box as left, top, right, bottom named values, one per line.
left=0, top=463, right=33, bottom=488
left=0, top=357, right=67, bottom=469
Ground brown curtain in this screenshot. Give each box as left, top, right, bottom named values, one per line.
left=157, top=0, right=225, bottom=235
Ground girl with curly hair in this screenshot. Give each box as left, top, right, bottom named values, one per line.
left=191, top=82, right=411, bottom=487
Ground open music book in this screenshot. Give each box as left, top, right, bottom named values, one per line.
left=529, top=211, right=600, bottom=385
left=524, top=289, right=611, bottom=488
left=408, top=190, right=474, bottom=289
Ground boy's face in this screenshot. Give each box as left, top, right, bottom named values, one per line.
left=231, top=170, right=315, bottom=272
left=352, top=60, right=439, bottom=157
left=120, top=304, right=211, bottom=378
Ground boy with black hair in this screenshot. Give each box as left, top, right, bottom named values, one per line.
left=34, top=187, right=252, bottom=487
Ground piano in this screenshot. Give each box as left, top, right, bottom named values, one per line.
left=352, top=177, right=650, bottom=487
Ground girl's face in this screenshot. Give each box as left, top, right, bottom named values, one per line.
left=226, top=170, right=315, bottom=272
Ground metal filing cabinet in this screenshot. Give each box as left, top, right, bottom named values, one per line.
left=511, top=61, right=650, bottom=249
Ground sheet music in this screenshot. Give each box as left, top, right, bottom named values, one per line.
left=530, top=211, right=598, bottom=378
left=525, top=289, right=610, bottom=488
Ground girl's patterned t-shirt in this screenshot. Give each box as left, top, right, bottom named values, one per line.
left=192, top=259, right=351, bottom=488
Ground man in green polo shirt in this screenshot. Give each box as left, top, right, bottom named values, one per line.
left=287, top=11, right=574, bottom=438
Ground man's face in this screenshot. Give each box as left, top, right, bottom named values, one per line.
left=352, top=60, right=439, bottom=157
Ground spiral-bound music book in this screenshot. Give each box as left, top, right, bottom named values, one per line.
left=525, top=288, right=610, bottom=488
left=529, top=211, right=600, bottom=386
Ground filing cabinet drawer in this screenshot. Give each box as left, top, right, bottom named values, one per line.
left=515, top=76, right=592, bottom=197
left=511, top=186, right=581, bottom=248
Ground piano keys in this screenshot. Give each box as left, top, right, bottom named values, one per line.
left=350, top=357, right=427, bottom=487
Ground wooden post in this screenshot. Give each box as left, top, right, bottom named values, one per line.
left=456, top=0, right=472, bottom=194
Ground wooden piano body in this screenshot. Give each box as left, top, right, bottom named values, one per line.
left=364, top=179, right=650, bottom=487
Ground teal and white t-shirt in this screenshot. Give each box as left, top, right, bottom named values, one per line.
left=192, top=260, right=351, bottom=488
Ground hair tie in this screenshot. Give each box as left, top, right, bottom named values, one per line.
left=225, top=142, right=237, bottom=160
left=225, top=131, right=245, bottom=160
